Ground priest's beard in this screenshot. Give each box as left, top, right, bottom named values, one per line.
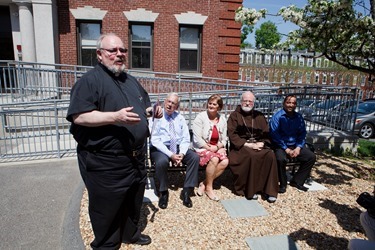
left=241, top=106, right=253, bottom=112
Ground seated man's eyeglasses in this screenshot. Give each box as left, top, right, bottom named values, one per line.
left=100, top=47, right=128, bottom=55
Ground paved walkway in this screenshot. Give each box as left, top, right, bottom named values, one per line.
left=0, top=157, right=84, bottom=250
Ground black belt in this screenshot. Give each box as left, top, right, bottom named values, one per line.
left=86, top=147, right=144, bottom=157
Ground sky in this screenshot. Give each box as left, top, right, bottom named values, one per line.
left=242, top=0, right=308, bottom=46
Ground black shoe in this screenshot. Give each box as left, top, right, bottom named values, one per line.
left=266, top=196, right=277, bottom=203
left=290, top=181, right=309, bottom=192
left=158, top=191, right=169, bottom=209
left=278, top=186, right=286, bottom=194
left=180, top=189, right=193, bottom=208
left=128, top=234, right=151, bottom=245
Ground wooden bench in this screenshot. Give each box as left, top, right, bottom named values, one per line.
left=146, top=131, right=315, bottom=184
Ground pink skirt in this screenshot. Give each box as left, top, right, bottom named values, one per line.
left=197, top=150, right=228, bottom=167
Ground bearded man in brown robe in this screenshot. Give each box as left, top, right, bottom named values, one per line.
left=227, top=91, right=278, bottom=203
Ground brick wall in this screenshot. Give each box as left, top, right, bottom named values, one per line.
left=57, top=0, right=242, bottom=79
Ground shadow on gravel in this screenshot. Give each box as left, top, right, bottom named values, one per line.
left=290, top=228, right=349, bottom=250
left=319, top=198, right=364, bottom=233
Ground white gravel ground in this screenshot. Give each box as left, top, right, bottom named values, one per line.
left=79, top=153, right=374, bottom=250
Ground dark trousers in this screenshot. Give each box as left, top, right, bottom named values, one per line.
left=150, top=147, right=199, bottom=192
left=77, top=148, right=147, bottom=250
left=274, top=146, right=316, bottom=187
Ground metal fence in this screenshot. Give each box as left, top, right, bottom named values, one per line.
left=0, top=61, right=361, bottom=162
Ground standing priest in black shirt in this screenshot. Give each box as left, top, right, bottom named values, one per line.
left=66, top=33, right=162, bottom=250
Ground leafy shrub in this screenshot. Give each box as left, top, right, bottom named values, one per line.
left=357, top=139, right=375, bottom=158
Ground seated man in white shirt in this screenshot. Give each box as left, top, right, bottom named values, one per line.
left=149, top=92, right=199, bottom=209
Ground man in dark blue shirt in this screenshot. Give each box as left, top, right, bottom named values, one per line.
left=269, top=95, right=316, bottom=193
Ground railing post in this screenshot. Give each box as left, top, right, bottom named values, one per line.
left=54, top=101, right=62, bottom=158
left=188, top=92, right=192, bottom=130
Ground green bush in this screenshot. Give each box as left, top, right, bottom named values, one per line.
left=357, top=139, right=375, bottom=158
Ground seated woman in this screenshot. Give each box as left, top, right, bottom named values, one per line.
left=192, top=94, right=229, bottom=201
left=227, top=91, right=278, bottom=203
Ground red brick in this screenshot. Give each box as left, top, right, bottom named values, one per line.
left=224, top=71, right=240, bottom=80
left=218, top=46, right=240, bottom=54
left=218, top=28, right=241, bottom=38
left=217, top=63, right=239, bottom=71
left=224, top=54, right=240, bottom=63
left=226, top=37, right=241, bottom=46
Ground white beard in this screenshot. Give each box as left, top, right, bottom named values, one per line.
left=108, top=64, right=126, bottom=75
left=241, top=106, right=253, bottom=112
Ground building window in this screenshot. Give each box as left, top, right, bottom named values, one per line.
left=129, top=23, right=153, bottom=70
left=299, top=57, right=304, bottom=67
left=316, top=58, right=321, bottom=68
left=315, top=73, right=320, bottom=84
left=307, top=58, right=313, bottom=67
left=265, top=54, right=271, bottom=65
left=306, top=72, right=311, bottom=84
left=281, top=55, right=288, bottom=65
left=246, top=69, right=251, bottom=81
left=77, top=22, right=101, bottom=66
left=330, top=74, right=335, bottom=85
left=322, top=74, right=327, bottom=84
left=247, top=53, right=253, bottom=64
left=179, top=25, right=201, bottom=72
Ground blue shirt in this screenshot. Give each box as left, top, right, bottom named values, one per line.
left=269, top=109, right=306, bottom=150
left=149, top=109, right=191, bottom=157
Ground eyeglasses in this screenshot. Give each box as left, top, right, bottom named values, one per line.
left=100, top=47, right=128, bottom=55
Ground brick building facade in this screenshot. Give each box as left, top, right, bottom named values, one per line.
left=57, top=0, right=243, bottom=79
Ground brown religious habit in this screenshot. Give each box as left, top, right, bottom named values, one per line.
left=227, top=105, right=278, bottom=199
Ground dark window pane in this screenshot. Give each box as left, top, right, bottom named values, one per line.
left=132, top=25, right=151, bottom=42
left=180, top=27, right=198, bottom=48
left=80, top=23, right=101, bottom=40
left=81, top=49, right=97, bottom=66
left=132, top=48, right=150, bottom=68
left=180, top=50, right=197, bottom=71
left=132, top=41, right=151, bottom=47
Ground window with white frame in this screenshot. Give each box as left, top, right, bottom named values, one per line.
left=238, top=70, right=242, bottom=81
left=247, top=53, right=253, bottom=64
left=306, top=72, right=311, bottom=83
left=299, top=57, right=304, bottom=67
left=281, top=55, right=288, bottom=65
left=246, top=69, right=251, bottom=81
left=129, top=23, right=153, bottom=70
left=255, top=70, right=260, bottom=81
left=330, top=74, right=335, bottom=85
left=322, top=74, right=327, bottom=84
left=255, top=54, right=261, bottom=64
left=275, top=54, right=280, bottom=65
left=307, top=58, right=313, bottom=67
left=179, top=25, right=201, bottom=72
left=77, top=21, right=101, bottom=66
left=316, top=58, right=321, bottom=67
left=265, top=54, right=271, bottom=65
left=240, top=53, right=244, bottom=64
left=291, top=55, right=298, bottom=66
left=315, top=73, right=319, bottom=84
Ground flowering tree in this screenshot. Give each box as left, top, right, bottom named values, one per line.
left=236, top=0, right=375, bottom=80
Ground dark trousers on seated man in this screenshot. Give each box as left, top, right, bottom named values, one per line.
left=150, top=146, right=199, bottom=208
left=274, top=145, right=316, bottom=192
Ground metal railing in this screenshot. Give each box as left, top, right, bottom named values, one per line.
left=0, top=61, right=361, bottom=162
